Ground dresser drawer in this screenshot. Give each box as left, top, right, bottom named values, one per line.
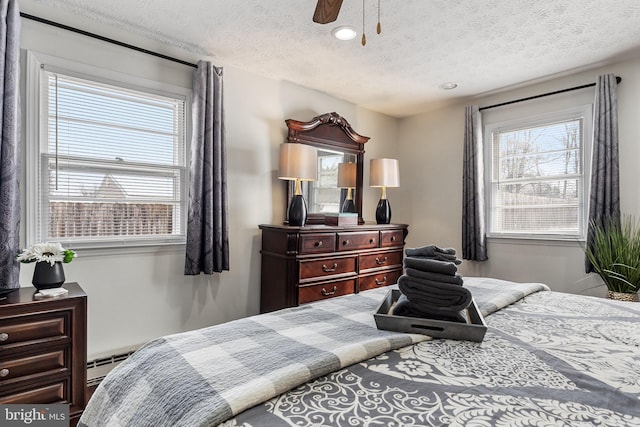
left=0, top=314, right=67, bottom=346
left=299, top=233, right=336, bottom=254
left=0, top=379, right=68, bottom=404
left=359, top=250, right=403, bottom=272
left=337, top=231, right=379, bottom=251
left=358, top=269, right=402, bottom=292
left=381, top=229, right=404, bottom=247
left=0, top=350, right=67, bottom=383
left=298, top=279, right=356, bottom=304
left=299, top=256, right=357, bottom=282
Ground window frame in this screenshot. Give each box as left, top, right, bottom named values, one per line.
left=26, top=51, right=192, bottom=250
left=483, top=105, right=593, bottom=242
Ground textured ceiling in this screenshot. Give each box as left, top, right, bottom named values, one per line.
left=21, top=0, right=640, bottom=117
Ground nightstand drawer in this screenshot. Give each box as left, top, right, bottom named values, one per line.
left=358, top=269, right=402, bottom=292
left=381, top=230, right=404, bottom=247
left=0, top=350, right=67, bottom=383
left=359, top=250, right=403, bottom=272
left=299, top=233, right=336, bottom=254
left=299, top=256, right=357, bottom=282
left=298, top=279, right=356, bottom=304
left=337, top=231, right=378, bottom=251
left=0, top=315, right=67, bottom=346
left=0, top=380, right=68, bottom=404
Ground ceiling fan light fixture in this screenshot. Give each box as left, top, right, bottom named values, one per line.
left=332, top=26, right=357, bottom=41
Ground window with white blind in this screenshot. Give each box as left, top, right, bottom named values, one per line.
left=32, top=64, right=188, bottom=248
left=485, top=106, right=592, bottom=240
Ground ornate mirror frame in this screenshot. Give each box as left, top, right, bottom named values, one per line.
left=285, top=112, right=369, bottom=225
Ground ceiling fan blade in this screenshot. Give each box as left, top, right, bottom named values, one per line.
left=313, top=0, right=343, bottom=24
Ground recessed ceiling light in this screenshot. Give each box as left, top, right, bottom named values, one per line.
left=440, top=82, right=458, bottom=90
left=332, top=26, right=357, bottom=41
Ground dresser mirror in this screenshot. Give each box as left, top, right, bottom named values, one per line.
left=285, top=112, right=369, bottom=225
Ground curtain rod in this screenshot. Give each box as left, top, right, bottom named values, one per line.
left=479, top=76, right=622, bottom=112
left=20, top=12, right=198, bottom=68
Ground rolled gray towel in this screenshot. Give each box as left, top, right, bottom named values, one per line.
left=403, top=257, right=458, bottom=276
left=398, top=275, right=472, bottom=312
left=393, top=294, right=467, bottom=323
left=416, top=253, right=462, bottom=265
left=405, top=245, right=456, bottom=257
left=405, top=268, right=463, bottom=285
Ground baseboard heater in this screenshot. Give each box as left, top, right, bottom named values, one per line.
left=86, top=350, right=136, bottom=387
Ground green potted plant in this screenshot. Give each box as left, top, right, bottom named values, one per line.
left=585, top=216, right=640, bottom=302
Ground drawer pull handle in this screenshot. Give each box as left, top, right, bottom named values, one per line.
left=314, top=241, right=323, bottom=247
left=0, top=369, right=8, bottom=378
left=342, top=240, right=350, bottom=246
left=390, top=236, right=396, bottom=242
left=322, top=263, right=338, bottom=272
left=369, top=238, right=375, bottom=244
left=375, top=276, right=388, bottom=286
left=0, top=333, right=7, bottom=342
left=321, top=286, right=338, bottom=296
left=375, top=256, right=388, bottom=265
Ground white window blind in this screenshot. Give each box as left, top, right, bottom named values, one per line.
left=38, top=70, right=187, bottom=246
left=487, top=109, right=590, bottom=239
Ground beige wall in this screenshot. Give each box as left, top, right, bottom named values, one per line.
left=18, top=17, right=399, bottom=359
left=397, top=56, right=640, bottom=297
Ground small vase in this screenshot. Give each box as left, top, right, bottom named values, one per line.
left=32, top=261, right=66, bottom=290
left=607, top=291, right=639, bottom=302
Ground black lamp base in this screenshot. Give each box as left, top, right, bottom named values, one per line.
left=341, top=198, right=356, bottom=213
left=288, top=194, right=308, bottom=226
left=375, top=198, right=391, bottom=224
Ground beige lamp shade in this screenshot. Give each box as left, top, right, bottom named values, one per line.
left=278, top=143, right=317, bottom=181
left=337, top=162, right=357, bottom=188
left=369, top=158, right=400, bottom=187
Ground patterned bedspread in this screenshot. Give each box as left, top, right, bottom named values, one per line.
left=79, top=277, right=547, bottom=426
left=227, top=288, right=640, bottom=426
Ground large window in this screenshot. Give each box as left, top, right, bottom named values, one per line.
left=28, top=55, right=189, bottom=248
left=485, top=106, right=592, bottom=240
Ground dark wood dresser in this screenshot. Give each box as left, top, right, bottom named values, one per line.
left=0, top=283, right=87, bottom=424
left=259, top=224, right=407, bottom=312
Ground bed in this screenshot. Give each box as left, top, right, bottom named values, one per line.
left=79, top=278, right=640, bottom=426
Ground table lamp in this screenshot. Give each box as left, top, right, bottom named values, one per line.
left=369, top=158, right=399, bottom=224
left=279, top=143, right=317, bottom=226
left=337, top=162, right=357, bottom=213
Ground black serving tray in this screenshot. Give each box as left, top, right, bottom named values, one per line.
left=374, top=289, right=487, bottom=342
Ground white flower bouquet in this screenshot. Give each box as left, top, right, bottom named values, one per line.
left=17, top=242, right=77, bottom=266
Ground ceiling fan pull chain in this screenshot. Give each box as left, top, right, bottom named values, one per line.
left=361, top=0, right=366, bottom=46
left=377, top=0, right=381, bottom=34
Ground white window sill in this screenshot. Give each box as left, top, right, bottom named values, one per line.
left=66, top=241, right=186, bottom=259
left=487, top=235, right=584, bottom=247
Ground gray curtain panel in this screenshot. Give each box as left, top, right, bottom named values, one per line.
left=185, top=60, right=229, bottom=274
left=462, top=105, right=488, bottom=261
left=0, top=0, right=20, bottom=290
left=585, top=74, right=620, bottom=273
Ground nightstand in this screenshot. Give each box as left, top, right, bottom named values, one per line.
left=0, top=283, right=87, bottom=425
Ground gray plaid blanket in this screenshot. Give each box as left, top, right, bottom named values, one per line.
left=79, top=277, right=548, bottom=427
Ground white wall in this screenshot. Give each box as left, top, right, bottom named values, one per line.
left=397, top=56, right=640, bottom=297
left=17, top=16, right=399, bottom=359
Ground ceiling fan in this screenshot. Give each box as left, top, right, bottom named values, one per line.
left=313, top=0, right=381, bottom=46
left=313, top=0, right=343, bottom=24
